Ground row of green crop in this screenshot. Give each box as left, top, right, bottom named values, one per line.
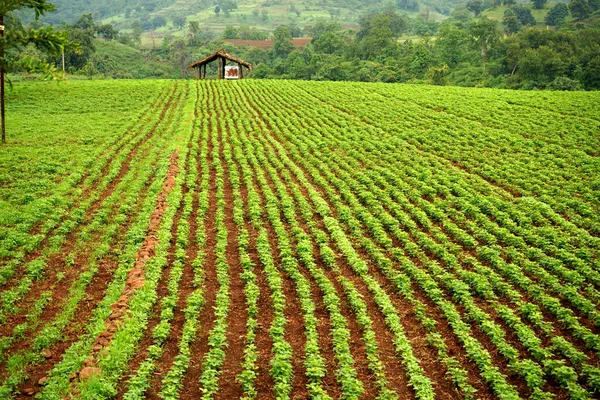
left=0, top=82, right=173, bottom=267
left=0, top=84, right=187, bottom=399
left=301, top=81, right=600, bottom=236
left=0, top=83, right=178, bottom=327
left=231, top=82, right=480, bottom=400
left=158, top=82, right=211, bottom=400
left=219, top=93, right=261, bottom=399
left=237, top=79, right=596, bottom=398
left=122, top=82, right=200, bottom=400
left=195, top=83, right=233, bottom=398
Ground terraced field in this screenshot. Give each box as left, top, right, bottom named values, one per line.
left=1, top=79, right=599, bottom=399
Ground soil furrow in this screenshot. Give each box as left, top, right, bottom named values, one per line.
left=179, top=111, right=219, bottom=399
left=68, top=151, right=180, bottom=390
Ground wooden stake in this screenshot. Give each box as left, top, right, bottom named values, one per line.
left=1, top=15, right=5, bottom=144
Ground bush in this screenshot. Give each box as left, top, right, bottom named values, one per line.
left=547, top=76, right=583, bottom=91
left=426, top=64, right=449, bottom=85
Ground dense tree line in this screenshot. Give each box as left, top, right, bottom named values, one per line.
left=238, top=9, right=600, bottom=90
left=10, top=1, right=600, bottom=90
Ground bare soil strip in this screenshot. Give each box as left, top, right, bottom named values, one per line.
left=141, top=85, right=204, bottom=399
left=15, top=146, right=170, bottom=397
left=70, top=151, right=180, bottom=385
left=115, top=154, right=192, bottom=399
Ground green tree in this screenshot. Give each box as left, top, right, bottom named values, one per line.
left=64, top=21, right=96, bottom=70
left=468, top=17, right=499, bottom=73
left=426, top=64, right=449, bottom=85
left=435, top=22, right=472, bottom=67
left=569, top=0, right=591, bottom=20
left=214, top=5, right=221, bottom=17
left=503, top=34, right=525, bottom=76
left=547, top=76, right=582, bottom=90
left=131, top=20, right=142, bottom=44
left=512, top=5, right=537, bottom=26
left=222, top=25, right=239, bottom=39
left=1, top=0, right=67, bottom=143
left=96, top=23, right=118, bottom=40
left=503, top=8, right=522, bottom=34
left=313, top=31, right=345, bottom=55
left=582, top=55, right=600, bottom=88
left=172, top=15, right=186, bottom=30
left=545, top=3, right=569, bottom=26
left=519, top=45, right=568, bottom=83
left=467, top=0, right=485, bottom=16
left=80, top=59, right=99, bottom=79
left=74, top=13, right=95, bottom=30
left=272, top=25, right=294, bottom=58
left=533, top=0, right=547, bottom=10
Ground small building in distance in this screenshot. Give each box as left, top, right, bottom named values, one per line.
left=188, top=49, right=252, bottom=80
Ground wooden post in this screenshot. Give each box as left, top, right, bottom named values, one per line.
left=239, top=63, right=243, bottom=79
left=1, top=16, right=5, bottom=144
left=203, top=64, right=206, bottom=79
left=217, top=58, right=222, bottom=79
left=222, top=57, right=226, bottom=80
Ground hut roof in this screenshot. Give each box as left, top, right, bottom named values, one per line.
left=188, top=50, right=252, bottom=70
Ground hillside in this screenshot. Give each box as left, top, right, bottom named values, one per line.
left=481, top=3, right=553, bottom=25
left=40, top=0, right=453, bottom=31
left=1, top=79, right=599, bottom=398
left=93, top=40, right=179, bottom=78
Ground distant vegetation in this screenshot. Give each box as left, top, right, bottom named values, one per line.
left=8, top=0, right=600, bottom=89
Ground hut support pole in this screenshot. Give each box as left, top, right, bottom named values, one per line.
left=217, top=58, right=221, bottom=79
left=239, top=63, right=243, bottom=79
left=222, top=57, right=226, bottom=80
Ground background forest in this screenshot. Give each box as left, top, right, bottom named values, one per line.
left=8, top=0, right=600, bottom=89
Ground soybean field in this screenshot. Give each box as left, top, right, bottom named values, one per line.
left=1, top=79, right=600, bottom=399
